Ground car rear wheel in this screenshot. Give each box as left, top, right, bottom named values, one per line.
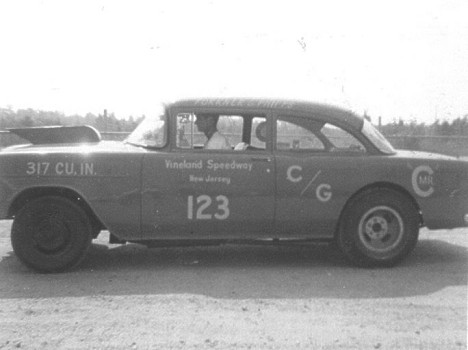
left=336, top=188, right=420, bottom=267
left=11, top=196, right=92, bottom=273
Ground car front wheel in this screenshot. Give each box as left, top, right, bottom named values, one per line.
left=11, top=196, right=92, bottom=273
left=336, top=188, right=420, bottom=267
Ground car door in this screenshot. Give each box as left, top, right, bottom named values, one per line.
left=140, top=110, right=275, bottom=239
left=274, top=114, right=368, bottom=238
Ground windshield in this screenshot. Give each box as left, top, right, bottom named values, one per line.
left=125, top=110, right=167, bottom=148
left=361, top=119, right=395, bottom=154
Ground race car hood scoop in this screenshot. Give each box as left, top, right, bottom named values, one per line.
left=8, top=125, right=101, bottom=144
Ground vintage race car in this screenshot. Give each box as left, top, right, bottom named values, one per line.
left=0, top=98, right=467, bottom=272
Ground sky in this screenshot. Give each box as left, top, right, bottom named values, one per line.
left=0, top=0, right=467, bottom=124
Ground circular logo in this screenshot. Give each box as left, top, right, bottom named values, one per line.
left=411, top=165, right=434, bottom=197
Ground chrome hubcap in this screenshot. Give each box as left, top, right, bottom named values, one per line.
left=365, top=216, right=389, bottom=240
left=358, top=206, right=404, bottom=253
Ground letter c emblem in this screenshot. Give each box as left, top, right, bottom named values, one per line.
left=287, top=165, right=303, bottom=183
left=411, top=165, right=434, bottom=197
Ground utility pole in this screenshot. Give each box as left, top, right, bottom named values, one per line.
left=103, top=109, right=108, bottom=132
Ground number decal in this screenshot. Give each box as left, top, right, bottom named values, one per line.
left=43, top=162, right=50, bottom=175
left=214, top=195, right=229, bottom=220
left=196, top=195, right=212, bottom=220
left=187, top=195, right=230, bottom=220
left=26, top=162, right=35, bottom=175
left=26, top=162, right=50, bottom=175
left=187, top=195, right=194, bottom=220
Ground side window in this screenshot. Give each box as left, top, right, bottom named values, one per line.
left=175, top=113, right=266, bottom=151
left=218, top=115, right=243, bottom=146
left=251, top=117, right=267, bottom=149
left=276, top=118, right=325, bottom=151
left=321, top=123, right=365, bottom=152
left=276, top=116, right=365, bottom=153
left=176, top=113, right=197, bottom=149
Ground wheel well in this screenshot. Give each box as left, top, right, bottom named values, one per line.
left=335, top=182, right=423, bottom=235
left=8, top=187, right=105, bottom=235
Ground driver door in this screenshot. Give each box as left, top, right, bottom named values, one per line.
left=140, top=111, right=275, bottom=239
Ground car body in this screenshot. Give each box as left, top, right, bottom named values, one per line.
left=0, top=98, right=467, bottom=272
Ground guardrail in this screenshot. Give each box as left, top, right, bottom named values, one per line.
left=1, top=130, right=468, bottom=157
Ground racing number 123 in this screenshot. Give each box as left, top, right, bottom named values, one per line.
left=187, top=195, right=230, bottom=220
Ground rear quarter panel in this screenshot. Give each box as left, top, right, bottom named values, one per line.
left=353, top=154, right=468, bottom=230
left=275, top=151, right=467, bottom=238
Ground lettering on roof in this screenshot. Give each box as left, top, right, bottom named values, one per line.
left=193, top=98, right=295, bottom=109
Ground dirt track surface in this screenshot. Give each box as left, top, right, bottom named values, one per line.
left=0, top=220, right=466, bottom=349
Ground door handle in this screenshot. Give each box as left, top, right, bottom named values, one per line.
left=251, top=156, right=272, bottom=162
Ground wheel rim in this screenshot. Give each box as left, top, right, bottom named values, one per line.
left=358, top=206, right=404, bottom=254
left=32, top=210, right=72, bottom=254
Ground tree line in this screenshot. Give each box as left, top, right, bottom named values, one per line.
left=377, top=116, right=468, bottom=137
left=0, top=107, right=142, bottom=133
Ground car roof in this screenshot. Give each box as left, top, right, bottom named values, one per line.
left=170, top=98, right=364, bottom=130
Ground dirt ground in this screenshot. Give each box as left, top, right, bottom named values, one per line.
left=0, top=220, right=466, bottom=349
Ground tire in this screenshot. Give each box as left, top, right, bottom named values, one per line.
left=336, top=188, right=420, bottom=267
left=11, top=196, right=93, bottom=273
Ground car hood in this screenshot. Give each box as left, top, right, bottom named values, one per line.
left=8, top=125, right=101, bottom=144
left=1, top=140, right=145, bottom=154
